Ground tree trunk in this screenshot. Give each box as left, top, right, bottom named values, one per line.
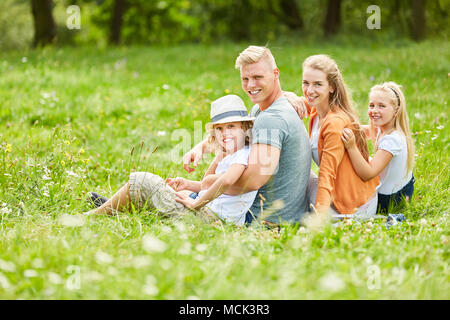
left=410, top=0, right=426, bottom=41
left=323, top=0, right=341, bottom=37
left=280, top=0, right=303, bottom=30
left=31, top=0, right=56, bottom=47
left=109, top=0, right=127, bottom=45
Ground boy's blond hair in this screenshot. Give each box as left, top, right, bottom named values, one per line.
left=235, top=46, right=277, bottom=70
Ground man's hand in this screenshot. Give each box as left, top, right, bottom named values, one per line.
left=283, top=91, right=308, bottom=119
left=182, top=146, right=203, bottom=173
left=341, top=128, right=356, bottom=150
left=166, top=177, right=190, bottom=191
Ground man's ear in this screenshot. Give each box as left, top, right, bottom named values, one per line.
left=274, top=68, right=280, bottom=79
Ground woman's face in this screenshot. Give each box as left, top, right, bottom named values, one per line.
left=214, top=121, right=246, bottom=153
left=302, top=67, right=334, bottom=110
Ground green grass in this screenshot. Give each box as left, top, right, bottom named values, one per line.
left=0, top=41, right=449, bottom=299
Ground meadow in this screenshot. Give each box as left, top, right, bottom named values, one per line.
left=0, top=40, right=448, bottom=299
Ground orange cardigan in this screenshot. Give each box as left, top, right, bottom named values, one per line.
left=309, top=107, right=379, bottom=214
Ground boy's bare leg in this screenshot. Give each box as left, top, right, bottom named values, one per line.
left=84, top=183, right=132, bottom=215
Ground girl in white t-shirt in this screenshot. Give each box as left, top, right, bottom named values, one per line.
left=341, top=82, right=415, bottom=213
left=84, top=95, right=257, bottom=226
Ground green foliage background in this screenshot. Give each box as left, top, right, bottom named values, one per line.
left=1, top=0, right=449, bottom=50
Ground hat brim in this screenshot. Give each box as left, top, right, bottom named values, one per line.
left=205, top=116, right=255, bottom=130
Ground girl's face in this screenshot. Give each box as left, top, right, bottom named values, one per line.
left=214, top=121, right=247, bottom=153
left=302, top=67, right=334, bottom=110
left=368, top=90, right=397, bottom=131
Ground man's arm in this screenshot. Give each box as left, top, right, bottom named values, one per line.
left=224, top=143, right=281, bottom=195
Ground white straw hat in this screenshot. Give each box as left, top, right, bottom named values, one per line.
left=206, top=95, right=254, bottom=130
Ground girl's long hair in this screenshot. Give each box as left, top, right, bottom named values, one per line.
left=369, top=82, right=415, bottom=175
left=303, top=54, right=369, bottom=160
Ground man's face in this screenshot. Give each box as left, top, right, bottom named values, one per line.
left=240, top=59, right=279, bottom=106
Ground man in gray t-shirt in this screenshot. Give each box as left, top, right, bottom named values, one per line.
left=248, top=97, right=311, bottom=224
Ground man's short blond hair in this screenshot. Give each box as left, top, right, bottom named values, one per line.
left=235, top=46, right=277, bottom=70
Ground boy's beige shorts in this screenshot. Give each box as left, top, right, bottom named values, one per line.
left=128, top=172, right=219, bottom=223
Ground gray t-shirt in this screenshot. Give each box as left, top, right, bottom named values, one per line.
left=248, top=97, right=311, bottom=224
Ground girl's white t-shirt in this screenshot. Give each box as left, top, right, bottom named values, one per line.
left=198, top=146, right=257, bottom=226
left=377, top=130, right=412, bottom=195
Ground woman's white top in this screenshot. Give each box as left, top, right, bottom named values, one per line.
left=198, top=146, right=257, bottom=226
left=377, top=130, right=413, bottom=195
left=310, top=117, right=321, bottom=166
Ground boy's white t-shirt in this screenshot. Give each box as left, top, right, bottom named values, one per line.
left=198, top=146, right=257, bottom=226
left=377, top=130, right=412, bottom=195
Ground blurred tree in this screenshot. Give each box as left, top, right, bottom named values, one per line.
left=109, top=0, right=127, bottom=45
left=279, top=0, right=303, bottom=31
left=31, top=0, right=56, bottom=47
left=410, top=0, right=426, bottom=41
left=324, top=0, right=341, bottom=36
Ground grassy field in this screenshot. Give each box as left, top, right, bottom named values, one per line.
left=0, top=41, right=449, bottom=299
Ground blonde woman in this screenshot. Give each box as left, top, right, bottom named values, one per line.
left=342, top=82, right=415, bottom=213
left=288, top=54, right=380, bottom=219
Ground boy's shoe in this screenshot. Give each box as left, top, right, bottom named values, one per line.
left=87, top=192, right=108, bottom=208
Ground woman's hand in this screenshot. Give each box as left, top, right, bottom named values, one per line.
left=341, top=128, right=356, bottom=150
left=166, top=177, right=190, bottom=191
left=283, top=91, right=308, bottom=119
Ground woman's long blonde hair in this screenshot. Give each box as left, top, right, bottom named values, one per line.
left=369, top=82, right=415, bottom=174
left=303, top=54, right=369, bottom=160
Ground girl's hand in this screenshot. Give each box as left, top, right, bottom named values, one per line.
left=166, top=177, right=189, bottom=191
left=174, top=191, right=198, bottom=210
left=341, top=128, right=356, bottom=149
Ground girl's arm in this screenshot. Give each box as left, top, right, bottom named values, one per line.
left=342, top=128, right=392, bottom=181
left=175, top=163, right=246, bottom=210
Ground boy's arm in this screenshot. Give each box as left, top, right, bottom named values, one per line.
left=167, top=177, right=202, bottom=193
left=342, top=128, right=392, bottom=181
left=175, top=164, right=246, bottom=210
left=202, top=152, right=223, bottom=178
left=182, top=138, right=213, bottom=173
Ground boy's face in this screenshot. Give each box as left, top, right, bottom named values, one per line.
left=214, top=121, right=247, bottom=153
